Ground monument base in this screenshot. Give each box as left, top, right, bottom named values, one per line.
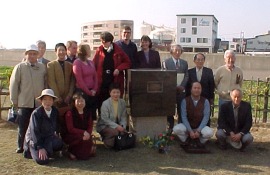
left=129, top=116, right=167, bottom=140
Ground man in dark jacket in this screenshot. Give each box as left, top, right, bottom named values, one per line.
left=216, top=89, right=253, bottom=151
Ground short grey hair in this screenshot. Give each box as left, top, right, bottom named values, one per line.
left=36, top=40, right=46, bottom=48
left=170, top=44, right=184, bottom=54
left=224, top=50, right=235, bottom=59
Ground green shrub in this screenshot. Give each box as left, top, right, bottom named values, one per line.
left=0, top=66, right=13, bottom=89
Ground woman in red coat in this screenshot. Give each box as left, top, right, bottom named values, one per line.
left=63, top=91, right=95, bottom=160
left=93, top=32, right=131, bottom=113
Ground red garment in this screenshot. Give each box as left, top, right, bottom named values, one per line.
left=63, top=110, right=93, bottom=160
left=93, top=43, right=131, bottom=96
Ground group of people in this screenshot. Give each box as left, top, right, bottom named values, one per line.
left=170, top=48, right=253, bottom=152
left=9, top=25, right=253, bottom=165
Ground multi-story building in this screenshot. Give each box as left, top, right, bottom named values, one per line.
left=176, top=14, right=218, bottom=53
left=81, top=20, right=134, bottom=50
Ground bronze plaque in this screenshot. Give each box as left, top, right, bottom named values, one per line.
left=147, top=81, right=163, bottom=93
left=128, top=69, right=176, bottom=117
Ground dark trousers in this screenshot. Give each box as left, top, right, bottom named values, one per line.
left=29, top=136, right=63, bottom=165
left=97, top=87, right=110, bottom=116
left=85, top=95, right=97, bottom=120
left=167, top=92, right=185, bottom=129
left=17, top=108, right=34, bottom=150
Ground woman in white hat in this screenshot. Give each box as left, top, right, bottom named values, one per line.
left=23, top=89, right=63, bottom=165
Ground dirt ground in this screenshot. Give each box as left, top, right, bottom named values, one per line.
left=0, top=112, right=269, bottom=175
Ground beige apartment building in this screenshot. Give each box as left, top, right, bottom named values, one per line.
left=81, top=20, right=134, bottom=50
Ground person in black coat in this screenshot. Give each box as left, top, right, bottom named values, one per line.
left=216, top=89, right=253, bottom=151
left=23, top=89, right=63, bottom=165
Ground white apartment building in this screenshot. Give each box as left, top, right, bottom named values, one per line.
left=176, top=14, right=218, bottom=53
left=81, top=20, right=134, bottom=50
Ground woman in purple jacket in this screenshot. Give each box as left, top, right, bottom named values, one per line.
left=136, top=35, right=161, bottom=69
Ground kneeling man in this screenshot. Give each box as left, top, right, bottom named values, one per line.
left=173, top=82, right=214, bottom=146
left=216, top=89, right=253, bottom=151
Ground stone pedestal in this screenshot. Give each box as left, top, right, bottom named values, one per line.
left=130, top=116, right=167, bottom=139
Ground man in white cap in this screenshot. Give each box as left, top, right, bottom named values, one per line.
left=9, top=44, right=47, bottom=153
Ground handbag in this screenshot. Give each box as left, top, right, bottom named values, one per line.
left=114, top=132, right=136, bottom=151
left=7, top=107, right=18, bottom=123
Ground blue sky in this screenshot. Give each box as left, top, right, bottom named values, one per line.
left=0, top=0, right=269, bottom=49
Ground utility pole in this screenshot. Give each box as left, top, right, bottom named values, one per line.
left=240, top=31, right=244, bottom=53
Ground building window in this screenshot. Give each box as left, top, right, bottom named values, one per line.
left=93, top=32, right=102, bottom=38
left=197, top=38, right=203, bottom=43
left=180, top=28, right=186, bottom=33
left=114, top=24, right=119, bottom=28
left=192, top=27, right=197, bottom=35
left=83, top=40, right=88, bottom=43
left=186, top=38, right=191, bottom=43
left=83, top=33, right=88, bottom=38
left=192, top=18, right=197, bottom=26
left=93, top=24, right=102, bottom=30
left=180, top=37, right=186, bottom=43
left=203, top=38, right=208, bottom=43
left=83, top=26, right=88, bottom=31
left=181, top=18, right=186, bottom=24
left=114, top=32, right=119, bottom=36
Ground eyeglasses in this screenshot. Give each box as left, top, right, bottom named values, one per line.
left=195, top=59, right=205, bottom=62
left=123, top=32, right=131, bottom=34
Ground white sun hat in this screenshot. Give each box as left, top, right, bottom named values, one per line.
left=227, top=137, right=242, bottom=149
left=25, top=44, right=39, bottom=55
left=36, top=89, right=58, bottom=100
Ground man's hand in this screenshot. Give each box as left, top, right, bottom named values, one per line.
left=176, top=86, right=184, bottom=93
left=231, top=133, right=242, bottom=142
left=189, top=131, right=196, bottom=139
left=194, top=131, right=200, bottom=138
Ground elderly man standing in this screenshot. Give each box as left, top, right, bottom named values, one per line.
left=215, top=50, right=243, bottom=109
left=164, top=44, right=188, bottom=131
left=36, top=40, right=50, bottom=66
left=216, top=89, right=253, bottom=151
left=9, top=44, right=47, bottom=153
left=173, top=82, right=214, bottom=146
